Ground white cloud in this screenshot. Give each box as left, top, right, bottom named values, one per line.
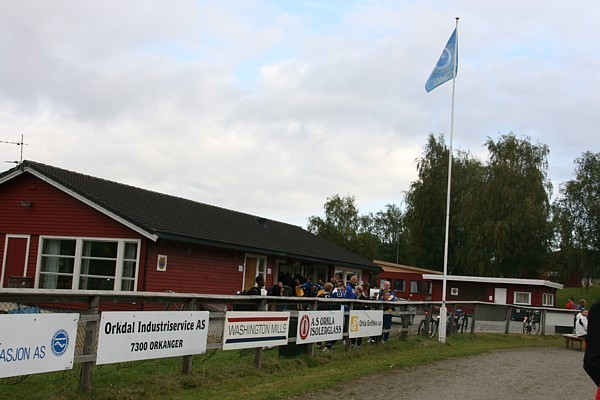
left=0, top=0, right=599, bottom=226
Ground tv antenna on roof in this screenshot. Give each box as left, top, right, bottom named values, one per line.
left=1, top=134, right=28, bottom=164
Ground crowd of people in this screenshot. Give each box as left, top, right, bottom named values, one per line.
left=254, top=273, right=399, bottom=350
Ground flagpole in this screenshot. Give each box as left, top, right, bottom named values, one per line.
left=438, top=16, right=459, bottom=344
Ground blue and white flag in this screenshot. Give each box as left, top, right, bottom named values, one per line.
left=425, top=28, right=458, bottom=93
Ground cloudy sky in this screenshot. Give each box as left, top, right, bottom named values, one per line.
left=0, top=1, right=598, bottom=228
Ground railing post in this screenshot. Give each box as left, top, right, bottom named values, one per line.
left=79, top=295, right=99, bottom=393
left=253, top=298, right=268, bottom=368
left=399, top=303, right=409, bottom=341
left=182, top=298, right=197, bottom=375
left=469, top=303, right=477, bottom=334
left=307, top=300, right=318, bottom=357
left=345, top=302, right=353, bottom=351
left=504, top=305, right=512, bottom=334
left=540, top=308, right=546, bottom=336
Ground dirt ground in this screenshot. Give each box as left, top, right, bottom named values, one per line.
left=290, top=347, right=596, bottom=400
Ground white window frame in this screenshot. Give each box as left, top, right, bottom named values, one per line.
left=513, top=291, right=531, bottom=305
left=542, top=293, right=554, bottom=307
left=410, top=280, right=421, bottom=294
left=393, top=279, right=406, bottom=293
left=35, top=235, right=140, bottom=292
left=335, top=268, right=361, bottom=285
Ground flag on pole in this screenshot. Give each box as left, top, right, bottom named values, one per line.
left=425, top=28, right=458, bottom=93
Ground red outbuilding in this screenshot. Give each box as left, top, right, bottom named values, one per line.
left=423, top=274, right=562, bottom=308
left=374, top=260, right=441, bottom=301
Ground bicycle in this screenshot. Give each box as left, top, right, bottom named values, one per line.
left=522, top=310, right=540, bottom=334
left=446, top=308, right=469, bottom=335
left=457, top=310, right=469, bottom=334
left=418, top=308, right=439, bottom=337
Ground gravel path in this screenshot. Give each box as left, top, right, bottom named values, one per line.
left=292, top=347, right=596, bottom=400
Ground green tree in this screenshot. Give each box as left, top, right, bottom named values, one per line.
left=404, top=134, right=449, bottom=270
left=403, top=134, right=484, bottom=274
left=372, top=204, right=406, bottom=264
left=307, top=194, right=378, bottom=260
left=553, top=152, right=600, bottom=285
left=478, top=134, right=553, bottom=278
left=403, top=133, right=550, bottom=278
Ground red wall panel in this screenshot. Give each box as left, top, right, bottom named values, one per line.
left=0, top=174, right=141, bottom=238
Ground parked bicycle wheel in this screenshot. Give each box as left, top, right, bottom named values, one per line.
left=418, top=319, right=438, bottom=337
left=447, top=319, right=458, bottom=336
left=430, top=320, right=439, bottom=337
left=418, top=320, right=426, bottom=336
left=459, top=315, right=469, bottom=334
left=531, top=320, right=540, bottom=334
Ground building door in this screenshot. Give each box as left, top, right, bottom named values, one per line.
left=243, top=255, right=267, bottom=291
left=494, top=288, right=507, bottom=304
left=1, top=235, right=30, bottom=288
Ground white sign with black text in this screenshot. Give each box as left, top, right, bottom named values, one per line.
left=348, top=310, right=383, bottom=338
left=223, top=311, right=290, bottom=350
left=96, top=311, right=209, bottom=365
left=295, top=310, right=344, bottom=344
left=0, top=313, right=79, bottom=378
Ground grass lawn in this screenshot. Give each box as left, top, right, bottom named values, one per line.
left=0, top=333, right=564, bottom=400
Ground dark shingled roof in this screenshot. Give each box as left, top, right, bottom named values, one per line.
left=2, top=161, right=378, bottom=271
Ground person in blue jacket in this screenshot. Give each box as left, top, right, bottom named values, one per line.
left=380, top=289, right=396, bottom=343
left=345, top=274, right=358, bottom=299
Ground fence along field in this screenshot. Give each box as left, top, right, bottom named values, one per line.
left=0, top=288, right=577, bottom=393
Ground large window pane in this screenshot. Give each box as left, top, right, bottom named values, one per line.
left=514, top=292, right=531, bottom=304
left=80, top=259, right=116, bottom=277
left=40, top=256, right=74, bottom=274
left=124, top=242, right=137, bottom=259
left=122, top=261, right=136, bottom=278
left=394, top=280, right=406, bottom=292
left=82, top=241, right=117, bottom=258
left=121, top=279, right=135, bottom=291
left=42, top=239, right=75, bottom=256
left=410, top=281, right=421, bottom=293
left=39, top=273, right=73, bottom=289
left=79, top=276, right=115, bottom=290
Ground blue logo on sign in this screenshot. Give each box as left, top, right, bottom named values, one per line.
left=51, top=329, right=69, bottom=356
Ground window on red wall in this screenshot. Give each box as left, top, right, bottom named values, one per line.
left=393, top=280, right=406, bottom=292
left=514, top=291, right=531, bottom=305
left=424, top=281, right=432, bottom=294
left=410, top=280, right=422, bottom=294
left=542, top=293, right=554, bottom=306
left=38, top=237, right=139, bottom=291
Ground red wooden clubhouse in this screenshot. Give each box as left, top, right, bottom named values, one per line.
left=0, top=161, right=381, bottom=295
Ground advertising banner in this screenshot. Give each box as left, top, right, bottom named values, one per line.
left=295, top=310, right=344, bottom=344
left=0, top=313, right=79, bottom=378
left=348, top=310, right=383, bottom=338
left=96, top=311, right=209, bottom=365
left=223, top=311, right=290, bottom=350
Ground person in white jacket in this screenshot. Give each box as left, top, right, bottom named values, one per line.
left=576, top=309, right=589, bottom=338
